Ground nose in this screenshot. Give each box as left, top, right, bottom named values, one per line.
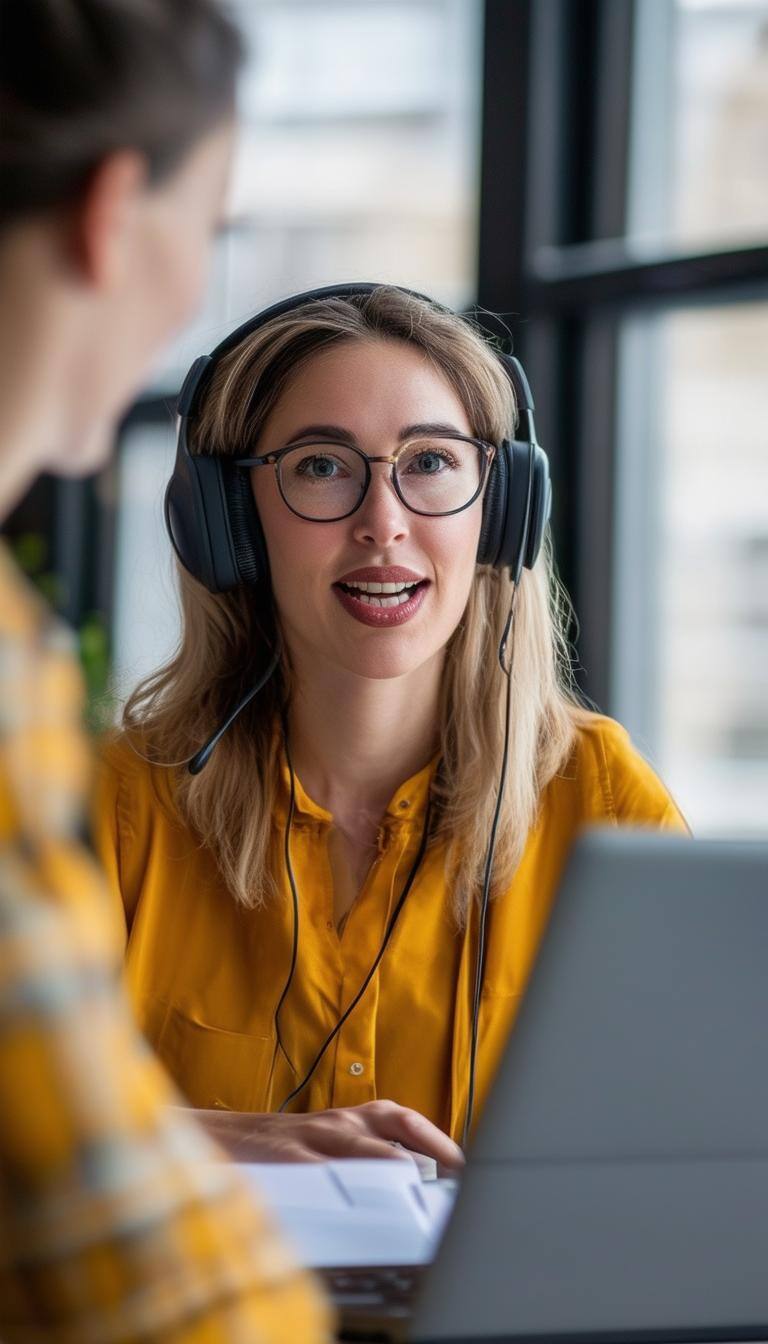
left=351, top=462, right=410, bottom=548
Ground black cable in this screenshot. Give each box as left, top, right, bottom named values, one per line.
left=271, top=706, right=299, bottom=1077
left=461, top=598, right=516, bottom=1150
left=462, top=435, right=534, bottom=1149
left=187, top=643, right=282, bottom=775
left=277, top=792, right=433, bottom=1114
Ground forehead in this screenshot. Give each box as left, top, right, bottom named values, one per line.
left=263, top=337, right=473, bottom=438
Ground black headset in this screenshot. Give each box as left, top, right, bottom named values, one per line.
left=165, top=282, right=551, bottom=592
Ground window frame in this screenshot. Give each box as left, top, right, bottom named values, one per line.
left=477, top=0, right=768, bottom=711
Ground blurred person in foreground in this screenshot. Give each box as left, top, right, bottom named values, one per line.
left=0, top=1, right=336, bottom=1338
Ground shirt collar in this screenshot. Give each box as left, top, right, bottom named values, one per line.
left=274, top=734, right=440, bottom=828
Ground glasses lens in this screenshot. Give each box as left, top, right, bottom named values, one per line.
left=396, top=437, right=483, bottom=514
left=278, top=444, right=367, bottom=519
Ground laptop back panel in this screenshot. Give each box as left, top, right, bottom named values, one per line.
left=412, top=832, right=768, bottom=1342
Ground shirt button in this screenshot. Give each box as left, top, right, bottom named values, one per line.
left=348, top=1061, right=364, bottom=1076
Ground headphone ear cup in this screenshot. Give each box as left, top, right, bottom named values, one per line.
left=476, top=449, right=509, bottom=567
left=476, top=439, right=552, bottom=576
left=165, top=442, right=238, bottom=593
left=165, top=432, right=267, bottom=593
left=220, top=463, right=269, bottom=586
left=523, top=446, right=552, bottom=570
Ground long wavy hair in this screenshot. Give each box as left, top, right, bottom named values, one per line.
left=124, top=286, right=586, bottom=924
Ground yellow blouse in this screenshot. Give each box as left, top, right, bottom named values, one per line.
left=94, top=714, right=688, bottom=1143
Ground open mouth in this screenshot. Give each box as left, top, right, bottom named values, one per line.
left=335, top=579, right=428, bottom=609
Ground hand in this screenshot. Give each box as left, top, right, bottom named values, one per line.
left=188, top=1100, right=465, bottom=1172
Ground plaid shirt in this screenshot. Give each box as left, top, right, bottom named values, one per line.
left=0, top=545, right=332, bottom=1344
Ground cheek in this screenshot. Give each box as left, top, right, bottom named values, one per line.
left=165, top=239, right=207, bottom=326
left=255, top=488, right=338, bottom=611
left=142, top=220, right=209, bottom=334
left=428, top=510, right=482, bottom=587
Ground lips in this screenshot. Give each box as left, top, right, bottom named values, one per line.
left=333, top=579, right=430, bottom=628
left=331, top=565, right=430, bottom=627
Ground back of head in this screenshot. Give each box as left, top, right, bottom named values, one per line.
left=0, top=0, right=243, bottom=230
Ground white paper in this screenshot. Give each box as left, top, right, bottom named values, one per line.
left=239, top=1159, right=457, bottom=1267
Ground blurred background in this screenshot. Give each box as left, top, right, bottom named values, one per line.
left=4, top=0, right=767, bottom=837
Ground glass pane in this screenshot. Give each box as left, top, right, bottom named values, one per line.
left=628, top=0, right=768, bottom=250
left=150, top=0, right=482, bottom=392
left=612, top=302, right=768, bottom=836
left=111, top=421, right=180, bottom=700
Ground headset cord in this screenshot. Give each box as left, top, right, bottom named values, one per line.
left=270, top=706, right=300, bottom=1078
left=276, top=790, right=433, bottom=1114
left=461, top=593, right=517, bottom=1151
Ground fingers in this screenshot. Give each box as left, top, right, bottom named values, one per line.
left=192, top=1102, right=464, bottom=1169
left=326, top=1134, right=416, bottom=1163
left=265, top=1115, right=406, bottom=1163
left=353, top=1101, right=465, bottom=1171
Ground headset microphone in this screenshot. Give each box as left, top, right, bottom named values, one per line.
left=187, top=644, right=282, bottom=775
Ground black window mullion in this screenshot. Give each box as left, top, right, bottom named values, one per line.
left=476, top=0, right=532, bottom=323
left=591, top=0, right=635, bottom=241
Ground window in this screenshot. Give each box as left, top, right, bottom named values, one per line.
left=152, top=0, right=483, bottom=392
left=480, top=0, right=768, bottom=837
left=614, top=302, right=768, bottom=835
left=629, top=0, right=768, bottom=250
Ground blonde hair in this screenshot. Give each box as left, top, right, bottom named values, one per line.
left=124, top=286, right=585, bottom=923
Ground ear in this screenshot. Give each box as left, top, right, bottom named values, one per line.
left=70, top=149, right=148, bottom=288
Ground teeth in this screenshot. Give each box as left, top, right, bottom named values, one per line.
left=342, top=579, right=418, bottom=594
left=351, top=588, right=417, bottom=608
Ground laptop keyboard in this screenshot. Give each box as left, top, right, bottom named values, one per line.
left=320, top=1264, right=424, bottom=1312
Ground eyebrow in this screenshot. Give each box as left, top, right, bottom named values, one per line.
left=283, top=421, right=468, bottom=446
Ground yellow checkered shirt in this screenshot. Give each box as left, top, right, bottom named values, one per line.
left=0, top=543, right=332, bottom=1343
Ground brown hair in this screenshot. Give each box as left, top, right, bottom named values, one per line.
left=125, top=287, right=586, bottom=923
left=0, top=0, right=243, bottom=230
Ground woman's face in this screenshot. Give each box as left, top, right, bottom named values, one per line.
left=251, top=338, right=486, bottom=683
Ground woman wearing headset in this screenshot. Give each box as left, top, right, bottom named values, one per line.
left=95, top=284, right=688, bottom=1160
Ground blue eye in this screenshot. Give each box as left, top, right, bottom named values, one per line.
left=415, top=453, right=445, bottom=474
left=405, top=449, right=457, bottom=475
left=296, top=455, right=343, bottom=480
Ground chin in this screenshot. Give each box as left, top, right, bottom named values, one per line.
left=338, top=639, right=439, bottom=683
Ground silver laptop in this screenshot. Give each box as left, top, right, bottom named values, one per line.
left=331, top=830, right=768, bottom=1343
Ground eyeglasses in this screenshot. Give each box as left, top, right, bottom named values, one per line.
left=235, top=433, right=496, bottom=522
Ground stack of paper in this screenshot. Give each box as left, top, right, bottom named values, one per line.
left=239, top=1159, right=457, bottom=1267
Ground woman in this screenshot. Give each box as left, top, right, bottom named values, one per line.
left=0, top=3, right=330, bottom=1338
left=95, top=283, right=688, bottom=1155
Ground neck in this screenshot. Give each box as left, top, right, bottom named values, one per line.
left=286, top=650, right=443, bottom=826
left=0, top=328, right=57, bottom=522
left=0, top=225, right=80, bottom=522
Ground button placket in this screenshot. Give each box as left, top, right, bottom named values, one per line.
left=331, top=974, right=379, bottom=1105
left=330, top=814, right=419, bottom=1107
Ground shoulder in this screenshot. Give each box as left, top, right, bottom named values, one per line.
left=0, top=547, right=90, bottom=844
left=94, top=730, right=182, bottom=838
left=546, top=711, right=689, bottom=832
left=92, top=731, right=192, bottom=927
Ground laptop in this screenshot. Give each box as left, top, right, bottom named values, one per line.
left=325, top=829, right=768, bottom=1343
